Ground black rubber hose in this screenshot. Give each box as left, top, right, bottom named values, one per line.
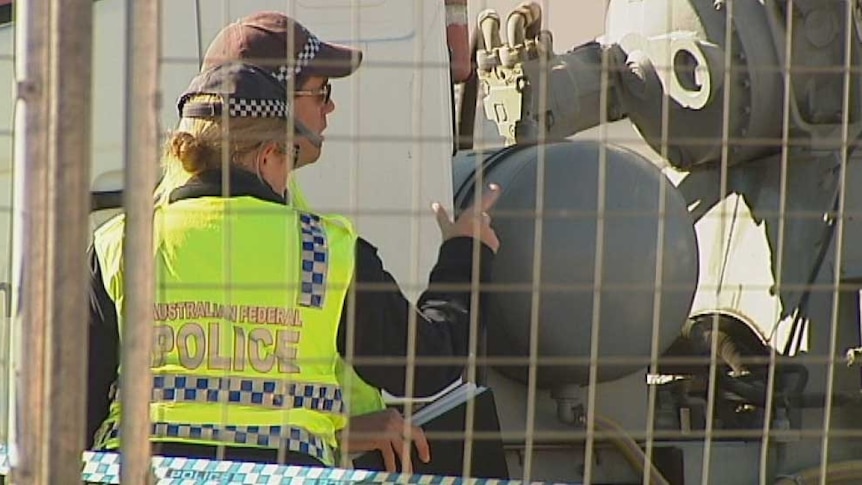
left=456, top=27, right=481, bottom=151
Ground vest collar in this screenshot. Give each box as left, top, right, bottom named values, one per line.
left=169, top=168, right=287, bottom=205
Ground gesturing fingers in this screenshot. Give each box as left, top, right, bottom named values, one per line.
left=462, top=183, right=501, bottom=219
left=392, top=436, right=414, bottom=474
left=432, top=184, right=502, bottom=252
left=432, top=202, right=453, bottom=235
left=480, top=183, right=501, bottom=213
left=411, top=424, right=431, bottom=464
left=391, top=425, right=430, bottom=473
left=381, top=442, right=397, bottom=473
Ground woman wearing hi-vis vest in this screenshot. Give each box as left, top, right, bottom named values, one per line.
left=193, top=11, right=397, bottom=465
left=85, top=38, right=500, bottom=473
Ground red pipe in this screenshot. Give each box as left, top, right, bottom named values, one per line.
left=445, top=0, right=471, bottom=83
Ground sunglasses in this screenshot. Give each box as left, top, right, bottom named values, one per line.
left=293, top=82, right=332, bottom=105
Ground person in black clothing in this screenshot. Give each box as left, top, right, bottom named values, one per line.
left=86, top=16, right=500, bottom=473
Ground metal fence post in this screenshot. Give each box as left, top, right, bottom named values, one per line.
left=13, top=0, right=94, bottom=483
left=12, top=0, right=51, bottom=481
left=45, top=0, right=95, bottom=482
left=120, top=0, right=160, bottom=482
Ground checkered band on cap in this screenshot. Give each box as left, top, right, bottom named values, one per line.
left=177, top=62, right=294, bottom=120
left=298, top=212, right=328, bottom=309
left=180, top=96, right=289, bottom=119
left=151, top=374, right=344, bottom=414
left=273, top=29, right=322, bottom=83
left=228, top=98, right=287, bottom=118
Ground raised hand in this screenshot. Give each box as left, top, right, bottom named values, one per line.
left=432, top=183, right=501, bottom=254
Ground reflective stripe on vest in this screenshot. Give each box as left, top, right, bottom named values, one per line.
left=94, top=418, right=333, bottom=465
left=151, top=374, right=344, bottom=413
left=92, top=197, right=357, bottom=463
left=290, top=181, right=387, bottom=418
left=299, top=213, right=328, bottom=309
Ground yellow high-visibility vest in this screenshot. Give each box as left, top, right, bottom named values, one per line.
left=336, top=358, right=387, bottom=416
left=92, top=195, right=357, bottom=466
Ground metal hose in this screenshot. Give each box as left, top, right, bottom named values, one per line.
left=681, top=317, right=749, bottom=376
left=593, top=415, right=671, bottom=485
left=774, top=460, right=862, bottom=484
left=478, top=9, right=502, bottom=52
left=505, top=2, right=541, bottom=48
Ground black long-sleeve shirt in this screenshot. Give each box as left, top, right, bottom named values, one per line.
left=86, top=169, right=494, bottom=448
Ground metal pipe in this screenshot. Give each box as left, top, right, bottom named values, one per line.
left=478, top=10, right=502, bottom=52
left=455, top=27, right=480, bottom=151
left=12, top=0, right=51, bottom=481
left=506, top=12, right=526, bottom=49
left=120, top=0, right=159, bottom=482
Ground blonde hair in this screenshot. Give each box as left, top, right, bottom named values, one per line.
left=154, top=94, right=293, bottom=205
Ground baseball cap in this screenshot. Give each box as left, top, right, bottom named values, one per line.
left=178, top=62, right=290, bottom=119
left=202, top=11, right=363, bottom=85
left=177, top=62, right=324, bottom=146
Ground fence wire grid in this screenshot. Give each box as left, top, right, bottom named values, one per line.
left=2, top=0, right=862, bottom=484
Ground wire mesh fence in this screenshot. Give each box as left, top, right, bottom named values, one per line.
left=2, top=0, right=862, bottom=484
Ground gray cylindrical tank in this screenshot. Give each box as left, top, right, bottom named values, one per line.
left=453, top=140, right=699, bottom=388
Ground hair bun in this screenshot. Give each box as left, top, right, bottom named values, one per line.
left=169, top=131, right=209, bottom=173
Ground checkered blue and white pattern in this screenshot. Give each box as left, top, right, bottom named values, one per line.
left=156, top=423, right=332, bottom=463
left=298, top=212, right=328, bottom=309
left=0, top=444, right=542, bottom=484
left=227, top=98, right=288, bottom=118
left=274, top=29, right=323, bottom=83
left=95, top=421, right=334, bottom=465
left=0, top=444, right=8, bottom=476
left=151, top=374, right=344, bottom=413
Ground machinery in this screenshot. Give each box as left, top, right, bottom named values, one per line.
left=2, top=0, right=862, bottom=483
left=462, top=0, right=862, bottom=483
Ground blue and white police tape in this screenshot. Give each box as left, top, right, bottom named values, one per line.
left=0, top=445, right=541, bottom=484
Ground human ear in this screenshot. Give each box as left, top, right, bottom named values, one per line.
left=259, top=141, right=286, bottom=168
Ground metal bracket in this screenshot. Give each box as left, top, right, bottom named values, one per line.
left=478, top=61, right=526, bottom=145
left=618, top=31, right=723, bottom=111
